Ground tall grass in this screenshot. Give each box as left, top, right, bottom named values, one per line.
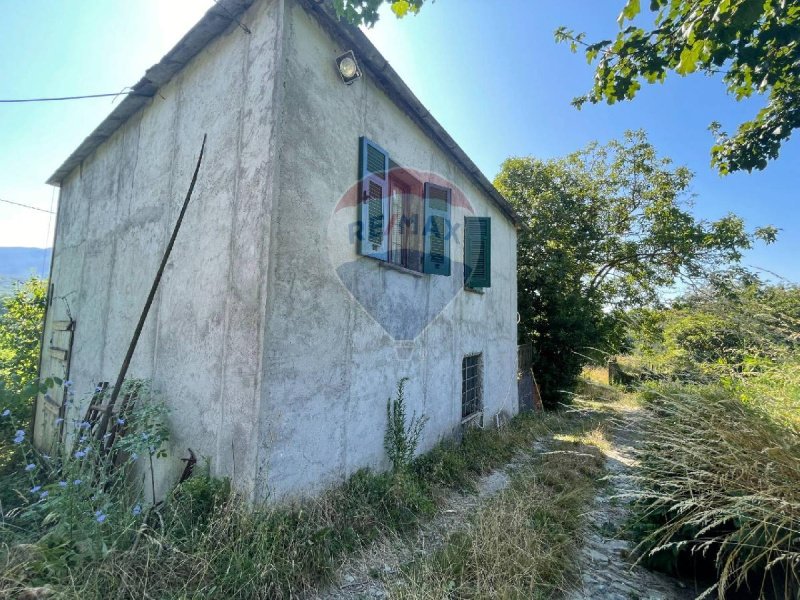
left=392, top=416, right=607, bottom=599
left=1, top=408, right=559, bottom=599
left=619, top=281, right=800, bottom=597
left=627, top=374, right=800, bottom=599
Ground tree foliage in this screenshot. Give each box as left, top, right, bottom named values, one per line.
left=494, top=131, right=775, bottom=404
left=0, top=277, right=47, bottom=430
left=630, top=273, right=800, bottom=374
left=332, top=0, right=427, bottom=27
left=0, top=278, right=47, bottom=393
left=556, top=0, right=800, bottom=173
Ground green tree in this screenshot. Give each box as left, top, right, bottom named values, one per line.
left=494, top=131, right=775, bottom=404
left=0, top=277, right=47, bottom=427
left=556, top=0, right=800, bottom=174
left=332, top=0, right=425, bottom=26
left=665, top=275, right=799, bottom=367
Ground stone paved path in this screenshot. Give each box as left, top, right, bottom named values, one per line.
left=568, top=407, right=698, bottom=600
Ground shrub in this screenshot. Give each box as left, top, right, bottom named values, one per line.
left=0, top=277, right=46, bottom=475
left=0, top=382, right=171, bottom=596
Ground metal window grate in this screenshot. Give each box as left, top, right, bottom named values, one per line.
left=462, top=354, right=483, bottom=419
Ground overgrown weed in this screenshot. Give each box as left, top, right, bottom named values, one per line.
left=627, top=373, right=800, bottom=598
left=0, top=393, right=571, bottom=598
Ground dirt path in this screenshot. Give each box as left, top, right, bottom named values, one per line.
left=567, top=404, right=697, bottom=600
left=310, top=397, right=698, bottom=600
left=312, top=463, right=517, bottom=599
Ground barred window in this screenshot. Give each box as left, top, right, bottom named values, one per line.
left=461, top=354, right=483, bottom=419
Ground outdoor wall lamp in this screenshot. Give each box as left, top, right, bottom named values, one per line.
left=336, top=50, right=362, bottom=85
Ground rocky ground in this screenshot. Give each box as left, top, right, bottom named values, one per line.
left=567, top=407, right=697, bottom=600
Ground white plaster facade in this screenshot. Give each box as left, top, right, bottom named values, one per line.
left=35, top=0, right=519, bottom=501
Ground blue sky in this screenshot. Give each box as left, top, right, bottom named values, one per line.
left=1, top=0, right=797, bottom=282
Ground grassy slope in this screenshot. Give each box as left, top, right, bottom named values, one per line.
left=390, top=423, right=607, bottom=599
left=1, top=395, right=616, bottom=599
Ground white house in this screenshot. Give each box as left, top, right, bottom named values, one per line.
left=34, top=0, right=520, bottom=501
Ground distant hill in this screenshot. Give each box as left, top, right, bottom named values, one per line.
left=0, top=247, right=51, bottom=295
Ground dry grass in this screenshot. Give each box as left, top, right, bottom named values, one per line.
left=554, top=423, right=613, bottom=455
left=627, top=383, right=800, bottom=599
left=389, top=414, right=607, bottom=599
left=581, top=365, right=609, bottom=386
left=0, top=409, right=572, bottom=599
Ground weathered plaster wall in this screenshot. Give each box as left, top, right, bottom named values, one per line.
left=35, top=0, right=284, bottom=500
left=257, top=1, right=518, bottom=500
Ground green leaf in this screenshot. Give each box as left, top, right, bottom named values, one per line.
left=618, top=0, right=641, bottom=25
left=676, top=43, right=702, bottom=75
left=391, top=0, right=411, bottom=18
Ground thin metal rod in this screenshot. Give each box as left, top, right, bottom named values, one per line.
left=96, top=134, right=207, bottom=438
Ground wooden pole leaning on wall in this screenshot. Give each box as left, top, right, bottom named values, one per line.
left=95, top=135, right=207, bottom=439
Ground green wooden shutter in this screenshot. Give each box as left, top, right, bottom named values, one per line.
left=358, top=137, right=389, bottom=260
left=423, top=183, right=451, bottom=276
left=464, top=217, right=491, bottom=288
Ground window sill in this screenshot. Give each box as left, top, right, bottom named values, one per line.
left=464, top=286, right=485, bottom=295
left=378, top=260, right=425, bottom=278
left=461, top=411, right=483, bottom=427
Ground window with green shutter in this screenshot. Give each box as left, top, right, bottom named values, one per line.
left=464, top=217, right=491, bottom=288
left=423, top=183, right=451, bottom=276
left=357, top=137, right=451, bottom=277
left=358, top=137, right=389, bottom=260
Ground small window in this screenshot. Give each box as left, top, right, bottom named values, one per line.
left=461, top=354, right=483, bottom=419
left=464, top=217, right=491, bottom=288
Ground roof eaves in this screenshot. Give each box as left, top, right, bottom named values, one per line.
left=46, top=0, right=256, bottom=186
left=46, top=0, right=520, bottom=226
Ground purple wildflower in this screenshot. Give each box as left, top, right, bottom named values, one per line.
left=13, top=430, right=25, bottom=444
left=132, top=504, right=142, bottom=516
left=58, top=481, right=67, bottom=488
left=73, top=479, right=82, bottom=485
left=116, top=417, right=125, bottom=426
left=74, top=450, right=86, bottom=459
left=95, top=510, right=107, bottom=524
left=30, top=485, right=41, bottom=494
left=1, top=409, right=10, bottom=417
left=39, top=491, right=49, bottom=499
left=24, top=463, right=35, bottom=472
